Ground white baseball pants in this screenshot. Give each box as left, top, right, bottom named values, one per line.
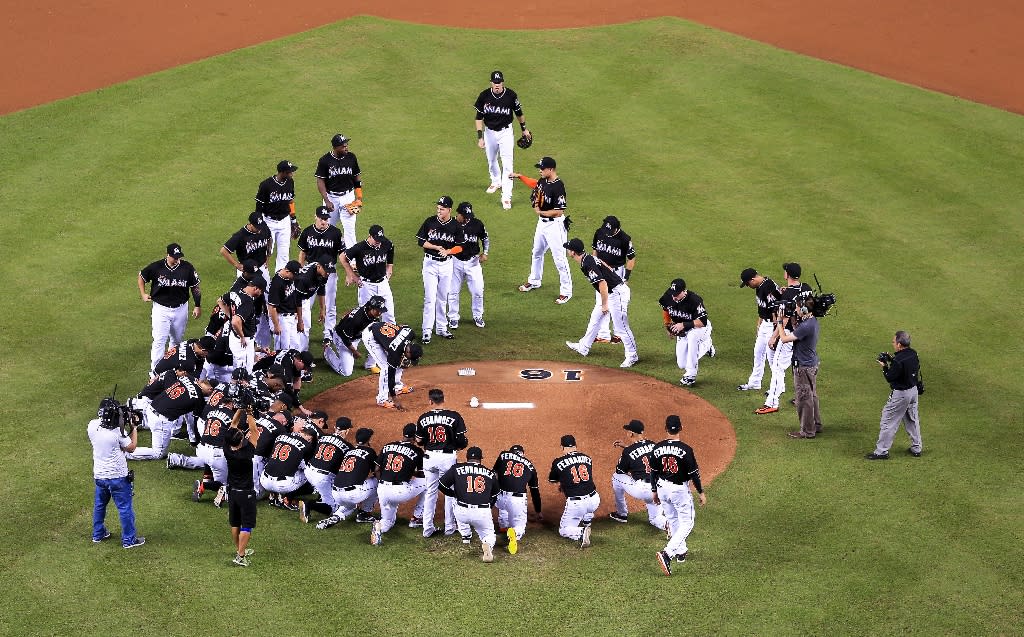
left=378, top=478, right=427, bottom=534
left=323, top=272, right=339, bottom=336
left=364, top=328, right=406, bottom=403
left=526, top=219, right=572, bottom=297
left=421, top=450, right=457, bottom=536
left=150, top=302, right=188, bottom=370
left=421, top=256, right=454, bottom=337
left=323, top=336, right=360, bottom=377
left=454, top=502, right=497, bottom=548
left=597, top=265, right=628, bottom=340
left=358, top=279, right=395, bottom=325
left=126, top=407, right=180, bottom=460
left=611, top=474, right=666, bottom=529
left=676, top=322, right=713, bottom=379
left=324, top=191, right=358, bottom=249
left=559, top=491, right=600, bottom=540
left=200, top=363, right=233, bottom=384
left=196, top=443, right=228, bottom=483
left=252, top=456, right=268, bottom=498
left=573, top=286, right=638, bottom=360
left=259, top=468, right=308, bottom=495
left=496, top=491, right=528, bottom=540
left=483, top=126, right=514, bottom=203
left=447, top=256, right=485, bottom=325
left=263, top=215, right=292, bottom=273
left=765, top=337, right=794, bottom=408
left=304, top=466, right=338, bottom=512
left=274, top=313, right=299, bottom=352
left=229, top=332, right=255, bottom=373
left=745, top=320, right=774, bottom=389
left=657, top=479, right=697, bottom=557
left=332, top=478, right=379, bottom=518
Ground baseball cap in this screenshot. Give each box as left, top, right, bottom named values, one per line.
left=666, top=415, right=682, bottom=433
left=402, top=423, right=418, bottom=438
left=437, top=195, right=453, bottom=208
left=562, top=238, right=585, bottom=254
left=231, top=367, right=251, bottom=382
left=335, top=416, right=353, bottom=431
left=456, top=202, right=474, bottom=218
left=315, top=206, right=331, bottom=220
left=171, top=359, right=189, bottom=371
left=490, top=70, right=504, bottom=83
left=197, top=335, right=217, bottom=352
left=309, top=410, right=328, bottom=422
left=368, top=295, right=388, bottom=313
left=297, top=351, right=314, bottom=368
left=355, top=427, right=374, bottom=443
left=560, top=434, right=577, bottom=447
left=248, top=211, right=266, bottom=227
left=241, top=260, right=259, bottom=275
left=739, top=268, right=758, bottom=288
left=248, top=271, right=268, bottom=290
left=267, top=363, right=286, bottom=377
left=275, top=392, right=295, bottom=409
left=603, top=215, right=620, bottom=231
left=331, top=133, right=350, bottom=147
left=277, top=160, right=298, bottom=173
left=284, top=260, right=301, bottom=274
left=535, top=156, right=556, bottom=169
left=509, top=444, right=525, bottom=454
left=466, top=446, right=484, bottom=460
left=167, top=243, right=184, bottom=258
left=783, top=262, right=802, bottom=278
left=368, top=224, right=386, bottom=240
left=406, top=343, right=423, bottom=366
left=670, top=278, right=687, bottom=294
left=623, top=419, right=645, bottom=434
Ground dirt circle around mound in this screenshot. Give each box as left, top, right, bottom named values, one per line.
left=305, top=360, right=735, bottom=522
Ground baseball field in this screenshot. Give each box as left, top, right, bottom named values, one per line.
left=1, top=11, right=1022, bottom=637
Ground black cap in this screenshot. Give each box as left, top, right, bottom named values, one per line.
left=509, top=444, right=525, bottom=454
left=315, top=206, right=331, bottom=220
left=739, top=268, right=758, bottom=288
left=466, top=446, right=483, bottom=460
left=355, top=427, right=374, bottom=443
left=402, top=423, right=418, bottom=438
left=602, top=215, right=620, bottom=231
left=368, top=224, right=386, bottom=240
left=297, top=351, right=314, bottom=367
left=277, top=160, right=298, bottom=173
left=275, top=393, right=295, bottom=409
left=248, top=271, right=268, bottom=290
left=406, top=343, right=423, bottom=366
left=670, top=278, right=687, bottom=294
left=267, top=363, right=286, bottom=377
left=563, top=238, right=585, bottom=254
left=197, top=335, right=216, bottom=351
left=309, top=410, right=327, bottom=422
left=783, top=262, right=802, bottom=279
left=456, top=202, right=474, bottom=219
left=231, top=367, right=250, bottom=381
left=331, top=133, right=350, bottom=147
left=284, top=260, right=301, bottom=274
left=490, top=70, right=504, bottom=83
left=623, top=419, right=645, bottom=434
left=436, top=195, right=453, bottom=208
left=666, top=415, right=682, bottom=433
left=248, top=211, right=266, bottom=227
left=367, top=295, right=387, bottom=312
left=335, top=416, right=352, bottom=431
left=171, top=359, right=189, bottom=371
left=167, top=243, right=184, bottom=258
left=241, top=260, right=259, bottom=275
left=560, top=434, right=577, bottom=447
left=535, top=156, right=556, bottom=169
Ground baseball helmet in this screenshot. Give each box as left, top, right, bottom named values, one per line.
left=516, top=134, right=533, bottom=149
left=368, top=295, right=388, bottom=313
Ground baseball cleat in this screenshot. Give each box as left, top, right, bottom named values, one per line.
left=316, top=515, right=342, bottom=530
left=122, top=537, right=146, bottom=550
left=369, top=365, right=381, bottom=374
left=474, top=317, right=485, bottom=328
left=448, top=319, right=459, bottom=330
left=657, top=550, right=672, bottom=576
left=675, top=551, right=688, bottom=563
left=93, top=531, right=113, bottom=543
left=213, top=485, right=227, bottom=507
left=408, top=516, right=423, bottom=528
left=865, top=452, right=890, bottom=460
left=501, top=200, right=512, bottom=210
left=482, top=542, right=495, bottom=562
left=192, top=480, right=204, bottom=502
left=298, top=500, right=309, bottom=523
left=507, top=528, right=518, bottom=555
left=579, top=525, right=592, bottom=549
left=281, top=497, right=300, bottom=511
left=438, top=331, right=455, bottom=340
left=486, top=184, right=500, bottom=194
left=708, top=345, right=717, bottom=358
left=555, top=295, right=571, bottom=304
left=232, top=554, right=249, bottom=567
left=378, top=400, right=398, bottom=409
left=395, top=386, right=415, bottom=395
left=566, top=341, right=588, bottom=356
left=421, top=334, right=431, bottom=344
left=680, top=377, right=696, bottom=386
left=755, top=406, right=779, bottom=415
left=908, top=447, right=922, bottom=457
left=736, top=383, right=761, bottom=391
left=609, top=512, right=629, bottom=523
left=518, top=283, right=540, bottom=292
left=370, top=521, right=383, bottom=546
left=594, top=337, right=611, bottom=343
left=355, top=511, right=378, bottom=523
left=619, top=356, right=639, bottom=368
left=461, top=535, right=472, bottom=545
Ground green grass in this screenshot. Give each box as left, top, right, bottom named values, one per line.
left=1, top=15, right=1022, bottom=635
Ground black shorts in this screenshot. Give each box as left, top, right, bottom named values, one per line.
left=228, top=488, right=257, bottom=529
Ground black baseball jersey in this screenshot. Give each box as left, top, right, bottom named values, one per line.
left=226, top=290, right=258, bottom=337
left=456, top=218, right=489, bottom=260
left=536, top=178, right=567, bottom=212
left=659, top=289, right=709, bottom=324
left=252, top=348, right=302, bottom=386
left=344, top=238, right=394, bottom=281
left=615, top=439, right=656, bottom=482
left=368, top=322, right=416, bottom=368
left=591, top=228, right=635, bottom=268
left=229, top=271, right=268, bottom=318
left=205, top=335, right=233, bottom=366
left=579, top=254, right=624, bottom=292
left=493, top=450, right=539, bottom=494
left=141, top=374, right=206, bottom=420
left=264, top=432, right=314, bottom=478
left=223, top=225, right=272, bottom=266
left=253, top=416, right=285, bottom=458
left=298, top=225, right=345, bottom=273
left=378, top=441, right=424, bottom=483
left=650, top=439, right=703, bottom=493
left=416, top=408, right=468, bottom=452
left=255, top=175, right=296, bottom=221
left=306, top=433, right=352, bottom=473
left=224, top=437, right=256, bottom=490
left=203, top=382, right=231, bottom=410
left=199, top=407, right=233, bottom=446
left=334, top=303, right=376, bottom=346
left=548, top=451, right=597, bottom=497
left=779, top=282, right=814, bottom=303
left=152, top=339, right=206, bottom=376
left=438, top=462, right=499, bottom=506
left=754, top=278, right=783, bottom=321
left=267, top=273, right=299, bottom=314
left=140, top=259, right=200, bottom=307
left=314, top=151, right=361, bottom=194
left=473, top=87, right=523, bottom=130
left=333, top=445, right=378, bottom=488
left=416, top=216, right=464, bottom=259
left=293, top=263, right=327, bottom=300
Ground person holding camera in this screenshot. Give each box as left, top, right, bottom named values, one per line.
left=866, top=331, right=923, bottom=460
left=89, top=397, right=145, bottom=548
left=225, top=406, right=260, bottom=567
left=773, top=300, right=822, bottom=439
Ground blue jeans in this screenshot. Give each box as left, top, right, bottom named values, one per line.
left=93, top=476, right=137, bottom=545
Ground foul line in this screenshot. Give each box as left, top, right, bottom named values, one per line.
left=481, top=402, right=535, bottom=410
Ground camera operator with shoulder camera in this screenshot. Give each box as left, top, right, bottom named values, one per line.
left=89, top=397, right=145, bottom=548
left=773, top=298, right=823, bottom=439
left=866, top=331, right=923, bottom=460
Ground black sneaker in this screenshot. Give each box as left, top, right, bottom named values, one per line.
left=908, top=447, right=922, bottom=457
left=609, top=512, right=628, bottom=523
left=865, top=452, right=890, bottom=460
left=92, top=531, right=112, bottom=543
left=656, top=550, right=672, bottom=576
left=355, top=511, right=377, bottom=523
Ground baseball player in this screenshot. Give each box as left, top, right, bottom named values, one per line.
left=226, top=262, right=272, bottom=349
left=341, top=224, right=396, bottom=325
left=363, top=321, right=423, bottom=409
left=266, top=261, right=301, bottom=351
left=190, top=396, right=241, bottom=504
left=259, top=419, right=316, bottom=505
left=220, top=212, right=272, bottom=280
left=219, top=279, right=262, bottom=373
left=512, top=157, right=572, bottom=304
left=197, top=336, right=236, bottom=384
left=548, top=434, right=600, bottom=548
left=758, top=263, right=813, bottom=414
left=447, top=202, right=489, bottom=330
left=320, top=428, right=379, bottom=527
left=416, top=388, right=469, bottom=538
left=251, top=410, right=290, bottom=499
left=298, top=206, right=345, bottom=341
left=652, top=415, right=707, bottom=576
left=563, top=238, right=639, bottom=368
left=438, top=447, right=499, bottom=562
left=659, top=278, right=715, bottom=387
left=323, top=296, right=386, bottom=377
left=315, top=134, right=362, bottom=249
left=492, top=444, right=542, bottom=555
left=128, top=371, right=212, bottom=460
left=138, top=243, right=202, bottom=371
left=609, top=420, right=666, bottom=529
left=738, top=268, right=783, bottom=392
left=299, top=415, right=352, bottom=524
left=370, top=423, right=427, bottom=542
left=152, top=335, right=215, bottom=379
left=473, top=70, right=530, bottom=210
left=255, top=160, right=299, bottom=272
left=292, top=262, right=328, bottom=352
left=416, top=196, right=464, bottom=343
left=224, top=414, right=260, bottom=567
left=592, top=216, right=636, bottom=343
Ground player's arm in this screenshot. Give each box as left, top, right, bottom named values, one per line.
left=510, top=174, right=538, bottom=188
left=598, top=280, right=610, bottom=313
left=624, top=256, right=636, bottom=282
left=340, top=251, right=359, bottom=286
left=474, top=98, right=486, bottom=148
left=528, top=470, right=542, bottom=514
left=316, top=287, right=326, bottom=323
left=316, top=176, right=333, bottom=211
left=219, top=245, right=242, bottom=271
left=438, top=467, right=456, bottom=497
left=298, top=249, right=307, bottom=267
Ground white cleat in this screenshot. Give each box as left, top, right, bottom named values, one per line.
left=486, top=184, right=500, bottom=194
left=620, top=356, right=639, bottom=368
left=501, top=200, right=512, bottom=210
left=566, top=341, right=588, bottom=356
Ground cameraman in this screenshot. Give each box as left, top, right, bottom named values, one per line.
left=866, top=331, right=922, bottom=460
left=89, top=398, right=145, bottom=548
left=774, top=300, right=822, bottom=439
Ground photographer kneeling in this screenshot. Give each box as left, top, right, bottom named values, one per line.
left=89, top=397, right=145, bottom=548
left=866, top=331, right=922, bottom=460
left=773, top=300, right=822, bottom=439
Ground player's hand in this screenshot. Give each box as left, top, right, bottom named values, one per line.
left=352, top=349, right=362, bottom=359
left=601, top=305, right=609, bottom=314
left=345, top=274, right=358, bottom=287
left=509, top=172, right=520, bottom=179
left=652, top=493, right=661, bottom=506
left=240, top=337, right=248, bottom=348
left=297, top=320, right=305, bottom=333
left=191, top=307, right=201, bottom=320
left=141, top=294, right=151, bottom=302
left=318, top=310, right=326, bottom=323
left=393, top=399, right=405, bottom=411
left=613, top=440, right=624, bottom=449
left=477, top=138, right=485, bottom=149
left=523, top=129, right=532, bottom=141
left=480, top=254, right=488, bottom=263
left=272, top=324, right=281, bottom=336
left=325, top=200, right=335, bottom=212
left=698, top=492, right=707, bottom=507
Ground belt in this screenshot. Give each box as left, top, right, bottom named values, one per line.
left=156, top=301, right=185, bottom=309
left=567, top=491, right=597, bottom=501
left=361, top=277, right=385, bottom=284
left=328, top=190, right=352, bottom=196
left=265, top=214, right=289, bottom=221
left=486, top=125, right=510, bottom=132
left=265, top=474, right=290, bottom=481
left=337, top=485, right=358, bottom=491
left=426, top=450, right=455, bottom=455
left=379, top=480, right=406, bottom=486
left=307, top=466, right=331, bottom=475
left=540, top=217, right=557, bottom=222
left=277, top=312, right=296, bottom=316
left=424, top=255, right=449, bottom=262
left=501, top=491, right=526, bottom=498
left=456, top=501, right=490, bottom=509
left=657, top=478, right=685, bottom=487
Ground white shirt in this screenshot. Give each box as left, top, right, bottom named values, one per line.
left=88, top=419, right=131, bottom=479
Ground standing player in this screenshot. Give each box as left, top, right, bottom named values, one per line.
left=342, top=224, right=396, bottom=324
left=416, top=196, right=464, bottom=343
left=298, top=206, right=345, bottom=341
left=652, top=415, right=707, bottom=576
left=315, top=134, right=363, bottom=249
left=492, top=444, right=542, bottom=555
left=267, top=260, right=301, bottom=351
left=255, top=160, right=299, bottom=273
left=323, top=296, right=386, bottom=377
left=438, top=447, right=499, bottom=562
left=226, top=262, right=272, bottom=349
left=563, top=238, right=639, bottom=368
left=138, top=243, right=201, bottom=371
left=220, top=279, right=262, bottom=373
left=548, top=434, right=600, bottom=548
left=416, top=388, right=469, bottom=538
left=293, top=262, right=328, bottom=351
left=364, top=321, right=423, bottom=409
left=224, top=410, right=260, bottom=567
left=659, top=278, right=715, bottom=387
left=447, top=202, right=489, bottom=330
left=609, top=420, right=666, bottom=529
left=512, top=157, right=572, bottom=304
left=592, top=216, right=636, bottom=343
left=473, top=70, right=530, bottom=210
left=220, top=212, right=272, bottom=279
left=370, top=423, right=428, bottom=542
left=737, top=268, right=783, bottom=392
left=300, top=416, right=352, bottom=524
left=759, top=263, right=813, bottom=414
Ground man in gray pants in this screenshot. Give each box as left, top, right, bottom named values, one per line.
left=866, top=331, right=922, bottom=459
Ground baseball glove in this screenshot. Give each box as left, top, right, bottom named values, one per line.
left=563, top=215, right=573, bottom=231
left=516, top=133, right=533, bottom=149
left=344, top=200, right=363, bottom=215
left=290, top=220, right=301, bottom=239
left=529, top=184, right=543, bottom=208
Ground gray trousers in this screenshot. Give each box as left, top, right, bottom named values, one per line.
left=793, top=365, right=822, bottom=436
left=874, top=387, right=922, bottom=454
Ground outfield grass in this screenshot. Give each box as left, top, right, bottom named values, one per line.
left=1, top=16, right=1022, bottom=635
